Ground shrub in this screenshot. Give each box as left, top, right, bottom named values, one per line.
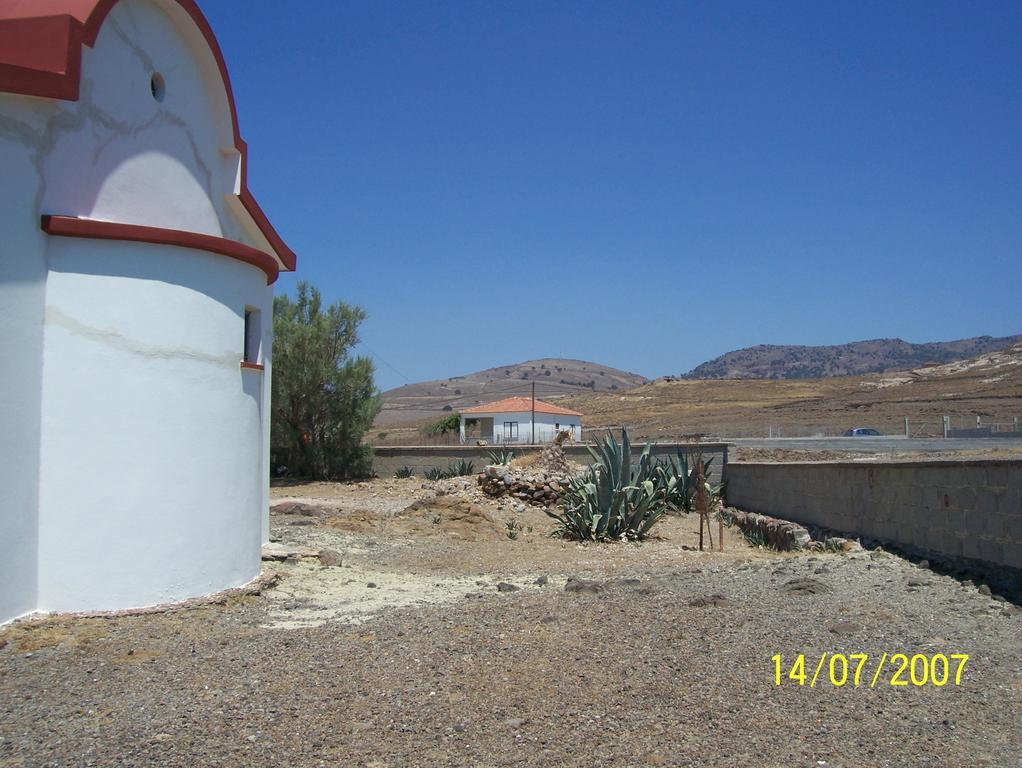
left=422, top=413, right=460, bottom=436
left=394, top=466, right=414, bottom=478
left=546, top=429, right=670, bottom=541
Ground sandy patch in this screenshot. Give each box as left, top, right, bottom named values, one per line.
left=261, top=560, right=522, bottom=630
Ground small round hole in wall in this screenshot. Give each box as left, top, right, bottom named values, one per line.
left=150, top=72, right=165, bottom=102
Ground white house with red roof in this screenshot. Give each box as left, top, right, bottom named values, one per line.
left=0, top=0, right=294, bottom=623
left=459, top=397, right=583, bottom=445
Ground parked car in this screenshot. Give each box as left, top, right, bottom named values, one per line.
left=842, top=427, right=882, bottom=436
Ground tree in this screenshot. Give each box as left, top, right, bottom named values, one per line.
left=421, top=412, right=461, bottom=436
left=271, top=282, right=381, bottom=479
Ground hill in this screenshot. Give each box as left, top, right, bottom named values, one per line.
left=684, top=334, right=1022, bottom=379
left=562, top=344, right=1022, bottom=439
left=376, top=358, right=648, bottom=427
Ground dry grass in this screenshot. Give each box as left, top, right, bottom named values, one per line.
left=560, top=346, right=1022, bottom=439
left=0, top=618, right=109, bottom=653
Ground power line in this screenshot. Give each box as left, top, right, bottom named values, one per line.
left=355, top=341, right=415, bottom=386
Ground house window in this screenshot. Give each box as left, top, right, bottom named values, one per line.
left=243, top=308, right=261, bottom=363
left=555, top=423, right=560, bottom=430
left=503, top=421, right=519, bottom=442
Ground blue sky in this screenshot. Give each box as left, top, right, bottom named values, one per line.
left=204, top=0, right=1021, bottom=390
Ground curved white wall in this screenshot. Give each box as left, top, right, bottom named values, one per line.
left=0, top=0, right=277, bottom=622
left=37, top=239, right=269, bottom=613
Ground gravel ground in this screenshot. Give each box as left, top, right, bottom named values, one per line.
left=1, top=478, right=1020, bottom=767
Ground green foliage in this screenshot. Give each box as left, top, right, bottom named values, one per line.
left=422, top=413, right=461, bottom=436
left=270, top=282, right=382, bottom=480
left=424, top=459, right=476, bottom=481
left=452, top=459, right=475, bottom=476
left=505, top=518, right=522, bottom=540
left=546, top=429, right=671, bottom=541
left=654, top=450, right=726, bottom=514
left=487, top=448, right=515, bottom=466
left=394, top=465, right=415, bottom=478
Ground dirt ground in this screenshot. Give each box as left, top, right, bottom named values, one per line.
left=1, top=477, right=1020, bottom=767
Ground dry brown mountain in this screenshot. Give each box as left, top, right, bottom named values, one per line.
left=685, top=334, right=1022, bottom=379
left=376, top=358, right=647, bottom=427
left=563, top=344, right=1022, bottom=439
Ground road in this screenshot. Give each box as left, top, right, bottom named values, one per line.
left=726, top=436, right=1022, bottom=455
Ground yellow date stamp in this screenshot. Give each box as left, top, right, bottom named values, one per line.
left=771, top=653, right=969, bottom=688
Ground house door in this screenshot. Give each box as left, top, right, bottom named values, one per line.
left=502, top=421, right=519, bottom=443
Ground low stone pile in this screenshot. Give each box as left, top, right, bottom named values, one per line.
left=477, top=464, right=569, bottom=507
left=537, top=442, right=571, bottom=475
left=724, top=508, right=865, bottom=553
left=724, top=508, right=813, bottom=551
left=475, top=442, right=583, bottom=508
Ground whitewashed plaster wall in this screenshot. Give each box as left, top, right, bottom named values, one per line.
left=0, top=109, right=49, bottom=622
left=461, top=412, right=583, bottom=444
left=37, top=238, right=269, bottom=613
left=0, top=0, right=275, bottom=621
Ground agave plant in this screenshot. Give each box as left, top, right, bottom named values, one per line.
left=394, top=465, right=415, bottom=478
left=452, top=459, right=475, bottom=476
left=487, top=448, right=515, bottom=466
left=654, top=450, right=725, bottom=513
left=424, top=466, right=450, bottom=481
left=546, top=429, right=672, bottom=541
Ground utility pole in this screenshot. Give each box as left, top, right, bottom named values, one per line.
left=531, top=381, right=535, bottom=444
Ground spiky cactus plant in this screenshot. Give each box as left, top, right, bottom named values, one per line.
left=546, top=429, right=672, bottom=541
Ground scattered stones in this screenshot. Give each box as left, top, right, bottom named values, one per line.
left=782, top=577, right=831, bottom=595
left=534, top=576, right=549, bottom=587
left=271, top=501, right=321, bottom=517
left=564, top=577, right=604, bottom=595
left=289, top=519, right=316, bottom=527
left=825, top=537, right=863, bottom=553
left=366, top=582, right=378, bottom=589
left=496, top=582, right=520, bottom=593
left=687, top=594, right=727, bottom=607
left=828, top=621, right=861, bottom=634
left=261, top=543, right=320, bottom=561
left=504, top=718, right=525, bottom=729
left=317, top=548, right=343, bottom=567
left=918, top=559, right=930, bottom=570
left=978, top=584, right=992, bottom=597
left=906, top=577, right=930, bottom=588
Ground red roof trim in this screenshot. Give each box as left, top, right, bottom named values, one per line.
left=0, top=0, right=296, bottom=272
left=461, top=396, right=583, bottom=417
left=41, top=214, right=279, bottom=285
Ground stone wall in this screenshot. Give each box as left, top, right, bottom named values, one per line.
left=372, top=443, right=729, bottom=483
left=727, top=460, right=1022, bottom=579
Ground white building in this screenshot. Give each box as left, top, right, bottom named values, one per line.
left=0, top=0, right=295, bottom=624
left=460, top=397, right=583, bottom=445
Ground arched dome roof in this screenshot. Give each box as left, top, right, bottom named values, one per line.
left=0, top=0, right=295, bottom=272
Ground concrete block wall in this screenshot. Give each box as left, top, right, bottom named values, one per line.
left=373, top=443, right=728, bottom=484
left=727, top=460, right=1022, bottom=573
